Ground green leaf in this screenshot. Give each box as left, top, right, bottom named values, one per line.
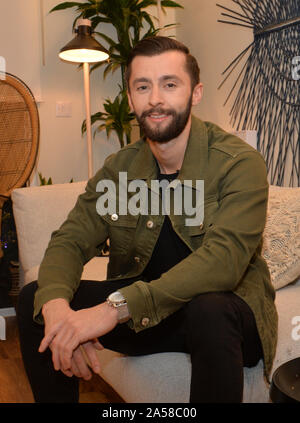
left=81, top=120, right=86, bottom=135
left=38, top=172, right=53, bottom=185
left=88, top=62, right=103, bottom=74
left=94, top=32, right=117, bottom=48
left=161, top=0, right=183, bottom=8
left=82, top=112, right=106, bottom=134
left=90, top=16, right=111, bottom=27
left=141, top=11, right=156, bottom=30
left=103, top=101, right=112, bottom=114
left=103, top=62, right=121, bottom=79
left=50, top=2, right=85, bottom=12
left=95, top=123, right=107, bottom=134
left=137, top=0, right=157, bottom=9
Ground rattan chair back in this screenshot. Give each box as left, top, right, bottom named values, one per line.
left=0, top=73, right=39, bottom=257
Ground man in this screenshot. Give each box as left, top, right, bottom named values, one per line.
left=17, top=36, right=278, bottom=403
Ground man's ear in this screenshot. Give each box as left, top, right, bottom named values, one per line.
left=192, top=83, right=203, bottom=106
left=127, top=90, right=134, bottom=112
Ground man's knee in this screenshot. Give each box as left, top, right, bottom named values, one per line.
left=183, top=292, right=243, bottom=357
left=185, top=292, right=236, bottom=321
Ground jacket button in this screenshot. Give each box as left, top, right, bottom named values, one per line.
left=134, top=256, right=141, bottom=263
left=146, top=220, right=154, bottom=229
left=141, top=317, right=150, bottom=327
left=111, top=213, right=118, bottom=221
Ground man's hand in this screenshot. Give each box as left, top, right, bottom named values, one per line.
left=40, top=298, right=106, bottom=380
left=67, top=339, right=103, bottom=380
left=39, top=300, right=119, bottom=376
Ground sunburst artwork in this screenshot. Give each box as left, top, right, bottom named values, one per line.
left=217, top=0, right=300, bottom=186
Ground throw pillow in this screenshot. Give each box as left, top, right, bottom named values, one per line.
left=262, top=185, right=300, bottom=290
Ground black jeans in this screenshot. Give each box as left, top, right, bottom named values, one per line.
left=17, top=280, right=263, bottom=403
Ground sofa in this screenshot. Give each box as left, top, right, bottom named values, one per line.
left=11, top=181, right=300, bottom=403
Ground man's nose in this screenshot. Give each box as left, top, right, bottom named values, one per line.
left=149, top=86, right=163, bottom=107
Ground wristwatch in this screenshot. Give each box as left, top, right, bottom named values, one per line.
left=106, top=291, right=130, bottom=323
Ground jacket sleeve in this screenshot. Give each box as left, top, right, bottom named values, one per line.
left=119, top=151, right=269, bottom=332
left=33, top=173, right=109, bottom=323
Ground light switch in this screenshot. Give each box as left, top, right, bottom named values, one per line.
left=56, top=101, right=72, bottom=117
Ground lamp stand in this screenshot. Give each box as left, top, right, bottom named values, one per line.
left=83, top=62, right=93, bottom=179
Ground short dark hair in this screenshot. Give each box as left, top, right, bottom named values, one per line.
left=125, top=36, right=200, bottom=90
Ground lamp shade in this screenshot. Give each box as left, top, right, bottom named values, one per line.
left=59, top=19, right=109, bottom=63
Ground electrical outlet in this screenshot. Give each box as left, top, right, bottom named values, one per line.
left=56, top=101, right=72, bottom=117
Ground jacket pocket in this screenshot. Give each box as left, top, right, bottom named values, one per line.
left=100, top=213, right=139, bottom=255
left=101, top=213, right=139, bottom=228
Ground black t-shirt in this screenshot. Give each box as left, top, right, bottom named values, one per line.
left=141, top=172, right=191, bottom=282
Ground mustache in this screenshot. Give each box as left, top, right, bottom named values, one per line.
left=140, top=108, right=176, bottom=120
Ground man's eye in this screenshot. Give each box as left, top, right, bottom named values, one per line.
left=165, top=83, right=176, bottom=89
left=137, top=85, right=148, bottom=91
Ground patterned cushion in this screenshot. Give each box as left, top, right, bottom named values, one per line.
left=262, top=186, right=300, bottom=290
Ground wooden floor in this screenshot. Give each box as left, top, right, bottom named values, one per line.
left=0, top=314, right=124, bottom=403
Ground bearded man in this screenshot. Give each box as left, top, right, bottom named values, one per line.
left=17, top=36, right=277, bottom=403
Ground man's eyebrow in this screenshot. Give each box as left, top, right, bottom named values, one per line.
left=160, top=74, right=182, bottom=82
left=132, top=77, right=151, bottom=85
left=132, top=75, right=182, bottom=85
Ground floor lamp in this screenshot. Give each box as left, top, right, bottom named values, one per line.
left=59, top=19, right=109, bottom=179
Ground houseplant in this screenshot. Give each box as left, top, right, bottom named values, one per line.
left=50, top=0, right=183, bottom=147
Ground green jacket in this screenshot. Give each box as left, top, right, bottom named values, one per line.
left=34, top=116, right=278, bottom=378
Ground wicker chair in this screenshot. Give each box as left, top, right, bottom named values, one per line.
left=0, top=73, right=39, bottom=338
left=0, top=72, right=39, bottom=257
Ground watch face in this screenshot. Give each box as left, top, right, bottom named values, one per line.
left=109, top=291, right=125, bottom=303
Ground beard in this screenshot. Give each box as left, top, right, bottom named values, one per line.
left=135, top=95, right=193, bottom=143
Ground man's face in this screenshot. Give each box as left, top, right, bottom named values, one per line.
left=127, top=51, right=202, bottom=143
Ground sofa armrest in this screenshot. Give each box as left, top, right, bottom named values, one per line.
left=11, top=181, right=87, bottom=278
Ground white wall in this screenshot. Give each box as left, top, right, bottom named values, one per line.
left=0, top=0, right=42, bottom=100
left=176, top=0, right=253, bottom=132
